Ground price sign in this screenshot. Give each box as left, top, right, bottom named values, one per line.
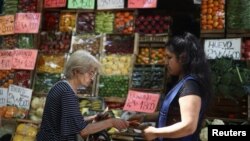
left=44, top=0, right=66, bottom=8
left=14, top=13, right=41, bottom=33
left=128, top=0, right=157, bottom=8
left=12, top=49, right=38, bottom=70
left=204, top=38, right=241, bottom=60
left=97, top=0, right=124, bottom=9
left=0, top=88, right=8, bottom=107
left=0, top=50, right=13, bottom=70
left=123, top=90, right=160, bottom=113
left=0, top=15, right=15, bottom=35
left=7, top=85, right=32, bottom=110
left=68, top=0, right=95, bottom=9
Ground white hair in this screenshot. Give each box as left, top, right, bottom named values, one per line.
left=64, top=50, right=101, bottom=79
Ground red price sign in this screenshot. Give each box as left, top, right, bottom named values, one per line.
left=123, top=90, right=160, bottom=113
left=12, top=49, right=38, bottom=70
left=0, top=50, right=13, bottom=70
left=128, top=0, right=157, bottom=8
left=14, top=13, right=41, bottom=33
left=44, top=0, right=67, bottom=8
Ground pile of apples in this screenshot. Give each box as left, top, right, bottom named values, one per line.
left=100, top=55, right=132, bottom=75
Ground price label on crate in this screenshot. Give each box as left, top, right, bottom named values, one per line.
left=12, top=49, right=38, bottom=70
left=0, top=15, right=15, bottom=35
left=123, top=90, right=160, bottom=113
left=14, top=13, right=41, bottom=33
left=68, top=0, right=95, bottom=9
left=0, top=88, right=7, bottom=107
left=128, top=0, right=157, bottom=8
left=0, top=50, right=13, bottom=70
left=44, top=0, right=66, bottom=8
left=7, top=85, right=32, bottom=110
left=97, top=0, right=124, bottom=9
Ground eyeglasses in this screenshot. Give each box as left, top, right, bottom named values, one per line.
left=87, top=70, right=97, bottom=79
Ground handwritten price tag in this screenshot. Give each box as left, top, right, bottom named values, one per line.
left=14, top=13, right=41, bottom=33
left=0, top=50, right=13, bottom=70
left=97, top=0, right=124, bottom=9
left=0, top=15, right=15, bottom=35
left=68, top=0, right=95, bottom=9
left=12, top=49, right=38, bottom=70
left=44, top=0, right=66, bottom=8
left=204, top=38, right=241, bottom=60
left=7, top=85, right=32, bottom=110
left=128, top=0, right=157, bottom=8
left=123, top=90, right=160, bottom=113
left=0, top=88, right=8, bottom=107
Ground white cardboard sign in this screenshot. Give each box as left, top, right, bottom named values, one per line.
left=7, top=85, right=33, bottom=110
left=97, top=0, right=124, bottom=9
left=204, top=38, right=241, bottom=60
left=0, top=88, right=8, bottom=107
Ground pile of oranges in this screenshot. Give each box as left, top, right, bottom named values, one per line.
left=201, top=0, right=225, bottom=30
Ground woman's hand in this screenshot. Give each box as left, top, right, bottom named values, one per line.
left=127, top=113, right=144, bottom=122
left=110, top=118, right=129, bottom=131
left=143, top=126, right=158, bottom=141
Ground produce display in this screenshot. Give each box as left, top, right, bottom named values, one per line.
left=135, top=14, right=171, bottom=34
left=95, top=11, right=114, bottom=33
left=0, top=70, right=15, bottom=88
left=39, top=31, right=71, bottom=54
left=0, top=35, right=17, bottom=49
left=29, top=96, right=46, bottom=121
left=77, top=12, right=95, bottom=33
left=105, top=34, right=134, bottom=54
left=3, top=106, right=27, bottom=119
left=70, top=34, right=100, bottom=55
left=14, top=70, right=31, bottom=88
left=201, top=0, right=225, bottom=30
left=36, top=54, right=65, bottom=73
left=34, top=73, right=61, bottom=94
left=100, top=55, right=132, bottom=75
left=136, top=47, right=165, bottom=65
left=114, top=11, right=135, bottom=34
left=2, top=0, right=18, bottom=14
left=131, top=66, right=165, bottom=89
left=18, top=35, right=34, bottom=48
left=211, top=58, right=250, bottom=99
left=18, top=0, right=37, bottom=12
left=242, top=39, right=250, bottom=60
left=43, top=11, right=60, bottom=31
left=136, top=47, right=150, bottom=64
left=59, top=12, right=76, bottom=32
left=98, top=75, right=129, bottom=98
left=227, top=0, right=250, bottom=30
left=79, top=97, right=104, bottom=115
left=12, top=123, right=38, bottom=141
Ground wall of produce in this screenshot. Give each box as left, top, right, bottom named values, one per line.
left=0, top=1, right=172, bottom=140
left=200, top=0, right=250, bottom=120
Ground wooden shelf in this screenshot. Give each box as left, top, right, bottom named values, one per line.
left=201, top=29, right=225, bottom=34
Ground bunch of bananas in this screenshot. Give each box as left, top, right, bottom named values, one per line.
left=91, top=99, right=102, bottom=111
left=80, top=99, right=91, bottom=108
left=79, top=99, right=103, bottom=111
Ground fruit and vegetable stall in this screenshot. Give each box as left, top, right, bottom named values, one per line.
left=0, top=0, right=249, bottom=141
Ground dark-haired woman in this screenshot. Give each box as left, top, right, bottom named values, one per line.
left=129, top=32, right=212, bottom=141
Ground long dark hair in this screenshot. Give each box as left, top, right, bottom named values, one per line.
left=166, top=32, right=212, bottom=102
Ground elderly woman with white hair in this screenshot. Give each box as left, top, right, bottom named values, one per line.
left=37, top=50, right=129, bottom=141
